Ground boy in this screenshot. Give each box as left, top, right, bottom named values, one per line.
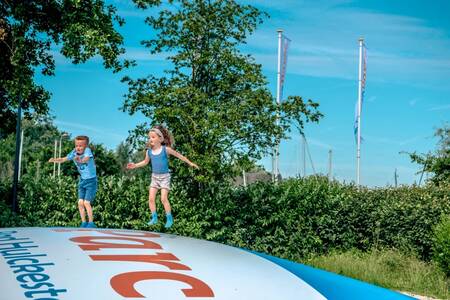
left=49, top=135, right=98, bottom=228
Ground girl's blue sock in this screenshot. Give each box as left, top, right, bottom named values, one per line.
left=148, top=212, right=158, bottom=225
left=165, top=213, right=173, bottom=228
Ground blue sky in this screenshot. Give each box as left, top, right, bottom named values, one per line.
left=35, top=0, right=450, bottom=187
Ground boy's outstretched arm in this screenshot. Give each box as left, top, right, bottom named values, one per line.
left=166, top=147, right=199, bottom=169
left=48, top=157, right=69, bottom=163
left=126, top=150, right=150, bottom=170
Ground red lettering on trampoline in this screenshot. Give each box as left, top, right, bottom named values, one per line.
left=111, top=271, right=214, bottom=298
left=56, top=229, right=215, bottom=298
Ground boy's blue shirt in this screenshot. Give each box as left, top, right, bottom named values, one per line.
left=67, top=147, right=97, bottom=180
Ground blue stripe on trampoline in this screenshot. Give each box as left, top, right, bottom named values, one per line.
left=249, top=251, right=415, bottom=300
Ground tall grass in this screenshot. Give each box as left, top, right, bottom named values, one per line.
left=304, top=249, right=450, bottom=299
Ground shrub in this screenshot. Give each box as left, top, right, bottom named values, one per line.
left=432, top=214, right=450, bottom=276
left=1, top=175, right=449, bottom=262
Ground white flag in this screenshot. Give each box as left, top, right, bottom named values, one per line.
left=280, top=34, right=291, bottom=101
left=354, top=43, right=367, bottom=143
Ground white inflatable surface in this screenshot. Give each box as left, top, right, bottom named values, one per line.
left=0, top=227, right=327, bottom=300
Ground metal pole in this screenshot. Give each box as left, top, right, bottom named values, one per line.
left=12, top=96, right=22, bottom=213
left=296, top=134, right=300, bottom=176
left=58, top=136, right=62, bottom=176
left=418, top=158, right=428, bottom=186
left=271, top=148, right=275, bottom=182
left=53, top=140, right=57, bottom=177
left=305, top=137, right=316, bottom=175
left=242, top=169, right=247, bottom=187
left=328, top=149, right=332, bottom=180
left=302, top=134, right=306, bottom=177
left=18, top=129, right=24, bottom=180
left=356, top=38, right=364, bottom=186
left=273, top=29, right=283, bottom=183
left=394, top=168, right=398, bottom=187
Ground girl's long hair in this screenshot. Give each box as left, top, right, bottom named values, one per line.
left=146, top=125, right=174, bottom=149
left=155, top=125, right=174, bottom=148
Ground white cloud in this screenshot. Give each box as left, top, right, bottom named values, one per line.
left=121, top=47, right=169, bottom=61
left=54, top=120, right=125, bottom=142
left=243, top=1, right=450, bottom=87
left=364, top=134, right=430, bottom=146
left=109, top=0, right=147, bottom=18
left=291, top=134, right=335, bottom=150
left=409, top=98, right=418, bottom=106
left=428, top=104, right=450, bottom=111
left=367, top=96, right=376, bottom=103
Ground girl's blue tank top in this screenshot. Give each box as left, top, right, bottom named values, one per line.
left=148, top=146, right=169, bottom=174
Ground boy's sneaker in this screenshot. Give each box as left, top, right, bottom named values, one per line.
left=86, top=222, right=96, bottom=228
left=147, top=213, right=158, bottom=225
left=164, top=214, right=173, bottom=229
left=80, top=222, right=87, bottom=228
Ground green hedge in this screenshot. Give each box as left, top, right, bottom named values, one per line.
left=1, top=175, right=449, bottom=264
left=432, top=214, right=450, bottom=276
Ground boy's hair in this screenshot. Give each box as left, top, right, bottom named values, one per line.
left=75, top=135, right=90, bottom=145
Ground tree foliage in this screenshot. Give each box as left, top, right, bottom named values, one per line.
left=0, top=116, right=59, bottom=179
left=432, top=214, right=450, bottom=276
left=408, top=125, right=450, bottom=185
left=0, top=116, right=123, bottom=180
left=0, top=0, right=131, bottom=138
left=122, top=0, right=322, bottom=183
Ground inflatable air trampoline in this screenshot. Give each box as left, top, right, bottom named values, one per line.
left=0, top=227, right=414, bottom=299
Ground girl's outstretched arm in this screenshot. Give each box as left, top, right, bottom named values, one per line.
left=166, top=147, right=199, bottom=169
left=126, top=150, right=150, bottom=169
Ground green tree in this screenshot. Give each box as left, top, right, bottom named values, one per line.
left=90, top=143, right=121, bottom=177
left=408, top=125, right=450, bottom=185
left=0, top=116, right=124, bottom=180
left=0, top=0, right=132, bottom=138
left=115, top=141, right=133, bottom=175
left=0, top=116, right=60, bottom=180
left=122, top=0, right=322, bottom=183
left=114, top=141, right=149, bottom=177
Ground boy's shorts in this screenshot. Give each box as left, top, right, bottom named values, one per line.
left=78, top=177, right=98, bottom=203
left=150, top=173, right=171, bottom=190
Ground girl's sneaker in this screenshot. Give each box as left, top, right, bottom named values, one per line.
left=165, top=214, right=173, bottom=228
left=80, top=222, right=87, bottom=228
left=148, top=212, right=158, bottom=225
left=86, top=222, right=96, bottom=228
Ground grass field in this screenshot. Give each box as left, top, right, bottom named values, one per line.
left=303, top=249, right=449, bottom=300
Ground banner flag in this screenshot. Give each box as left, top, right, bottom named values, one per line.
left=354, top=43, right=367, bottom=143
left=280, top=34, right=291, bottom=101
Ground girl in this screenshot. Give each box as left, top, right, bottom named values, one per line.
left=126, top=126, right=199, bottom=228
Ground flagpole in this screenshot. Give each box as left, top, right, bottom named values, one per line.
left=273, top=29, right=283, bottom=183
left=328, top=149, right=332, bottom=180
left=356, top=37, right=364, bottom=186
left=302, top=133, right=306, bottom=177
left=12, top=94, right=22, bottom=213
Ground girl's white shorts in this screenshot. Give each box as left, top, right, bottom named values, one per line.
left=150, top=173, right=171, bottom=190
